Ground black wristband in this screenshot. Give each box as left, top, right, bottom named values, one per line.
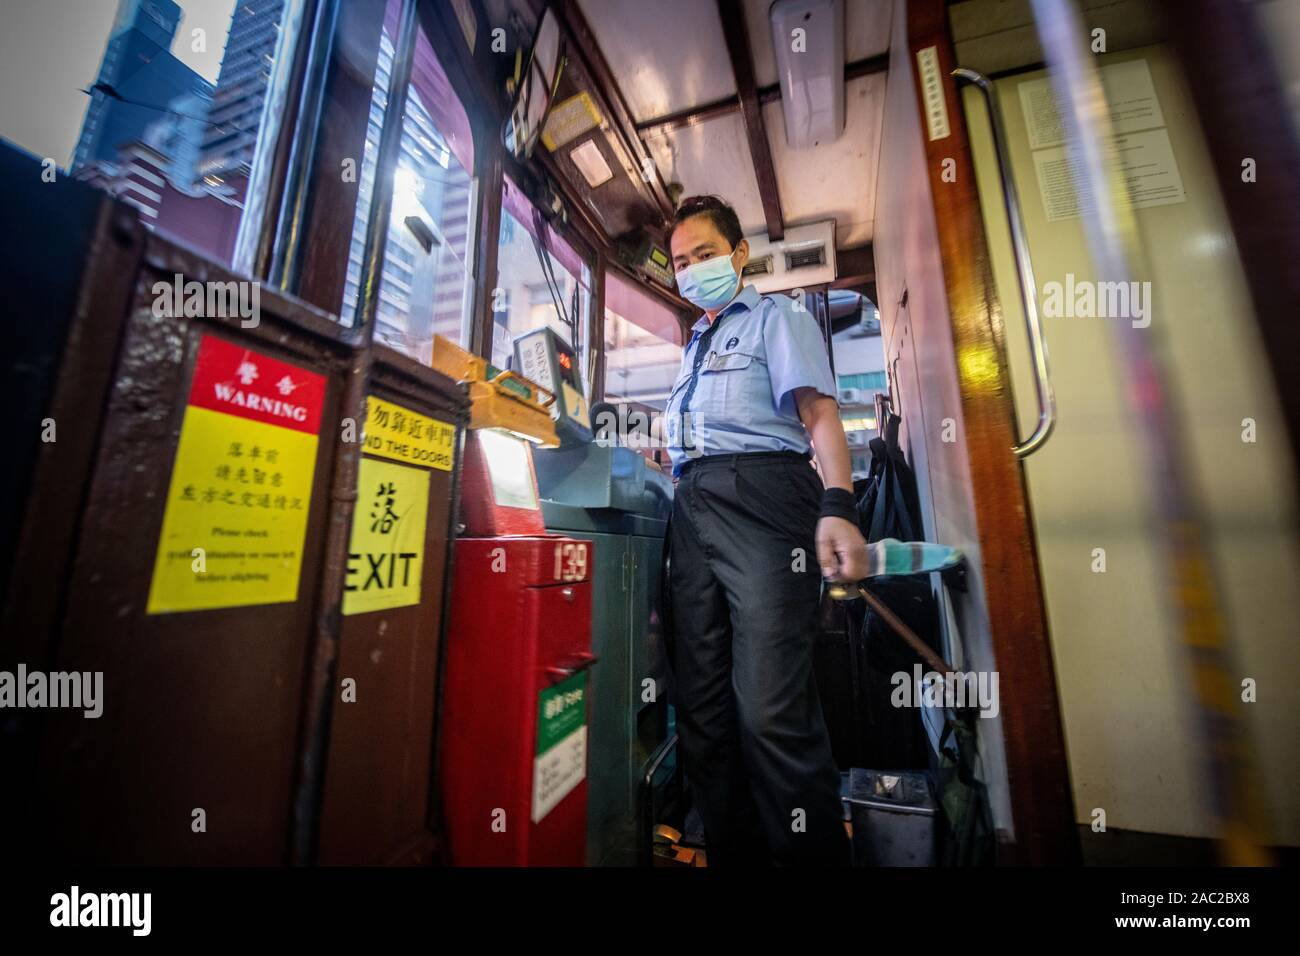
left=820, top=487, right=858, bottom=524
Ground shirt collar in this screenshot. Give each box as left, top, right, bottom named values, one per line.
left=689, top=283, right=761, bottom=335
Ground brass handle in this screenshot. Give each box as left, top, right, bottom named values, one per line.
left=954, top=66, right=1057, bottom=459
left=827, top=581, right=955, bottom=675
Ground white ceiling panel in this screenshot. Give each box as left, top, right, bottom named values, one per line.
left=764, top=72, right=886, bottom=247
left=642, top=112, right=768, bottom=237
left=643, top=70, right=884, bottom=249
left=746, top=0, right=894, bottom=87
left=579, top=0, right=889, bottom=254
left=576, top=0, right=737, bottom=122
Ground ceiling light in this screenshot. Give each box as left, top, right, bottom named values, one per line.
left=770, top=0, right=846, bottom=149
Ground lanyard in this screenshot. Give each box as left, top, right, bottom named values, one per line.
left=677, top=313, right=730, bottom=417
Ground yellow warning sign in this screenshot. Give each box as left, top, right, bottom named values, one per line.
left=147, top=336, right=324, bottom=614
left=362, top=396, right=455, bottom=471
left=343, top=457, right=430, bottom=616
left=147, top=408, right=318, bottom=612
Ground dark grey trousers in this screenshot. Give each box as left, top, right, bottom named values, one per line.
left=667, top=450, right=849, bottom=866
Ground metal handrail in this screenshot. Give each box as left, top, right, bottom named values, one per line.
left=639, top=732, right=678, bottom=868
left=954, top=67, right=1056, bottom=459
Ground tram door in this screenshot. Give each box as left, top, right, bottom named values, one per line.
left=957, top=27, right=1300, bottom=847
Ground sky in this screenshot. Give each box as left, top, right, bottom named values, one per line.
left=0, top=0, right=239, bottom=168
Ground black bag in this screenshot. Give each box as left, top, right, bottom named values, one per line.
left=815, top=413, right=943, bottom=771
left=856, top=413, right=926, bottom=545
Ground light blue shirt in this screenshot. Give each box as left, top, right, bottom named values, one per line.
left=664, top=284, right=837, bottom=475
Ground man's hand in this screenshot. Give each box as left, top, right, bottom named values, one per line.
left=816, top=515, right=870, bottom=583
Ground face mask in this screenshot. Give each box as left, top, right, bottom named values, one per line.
left=675, top=249, right=741, bottom=311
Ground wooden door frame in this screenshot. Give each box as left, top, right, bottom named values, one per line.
left=906, top=0, right=1079, bottom=865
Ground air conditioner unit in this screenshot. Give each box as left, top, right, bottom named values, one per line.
left=838, top=387, right=862, bottom=405
left=785, top=245, right=825, bottom=270
left=742, top=220, right=837, bottom=293
left=845, top=430, right=867, bottom=448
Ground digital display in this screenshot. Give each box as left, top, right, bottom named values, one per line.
left=551, top=338, right=582, bottom=390
left=513, top=327, right=591, bottom=442
left=636, top=241, right=674, bottom=289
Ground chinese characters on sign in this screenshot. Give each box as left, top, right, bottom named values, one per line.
left=362, top=395, right=456, bottom=470
left=342, top=457, right=430, bottom=616
left=532, top=671, right=588, bottom=823
left=147, top=335, right=326, bottom=613
left=342, top=396, right=456, bottom=616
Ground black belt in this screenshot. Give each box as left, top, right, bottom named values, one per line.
left=678, top=449, right=811, bottom=475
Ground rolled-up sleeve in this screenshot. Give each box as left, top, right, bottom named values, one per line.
left=761, top=295, right=838, bottom=411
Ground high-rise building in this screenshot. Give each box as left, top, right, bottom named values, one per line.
left=342, top=26, right=474, bottom=360
left=197, top=0, right=287, bottom=186
left=73, top=0, right=213, bottom=172
left=70, top=0, right=287, bottom=265
left=145, top=88, right=214, bottom=188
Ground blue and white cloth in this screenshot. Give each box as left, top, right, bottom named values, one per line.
left=664, top=284, right=837, bottom=475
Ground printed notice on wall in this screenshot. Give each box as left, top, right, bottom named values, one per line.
left=343, top=457, right=430, bottom=616
left=1031, top=129, right=1186, bottom=221
left=532, top=671, right=588, bottom=824
left=916, top=46, right=950, bottom=141
left=1017, top=58, right=1185, bottom=221
left=362, top=395, right=455, bottom=471
left=147, top=335, right=325, bottom=614
left=1018, top=60, right=1166, bottom=149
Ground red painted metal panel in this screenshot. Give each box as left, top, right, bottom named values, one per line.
left=440, top=536, right=593, bottom=866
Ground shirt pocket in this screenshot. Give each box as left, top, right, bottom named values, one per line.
left=697, top=348, right=763, bottom=427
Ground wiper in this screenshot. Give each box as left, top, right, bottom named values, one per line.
left=529, top=208, right=575, bottom=345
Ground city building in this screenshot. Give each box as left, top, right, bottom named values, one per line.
left=830, top=291, right=887, bottom=479
left=72, top=0, right=212, bottom=172
left=72, top=0, right=293, bottom=264
left=197, top=0, right=287, bottom=187
left=74, top=134, right=244, bottom=259
left=342, top=25, right=475, bottom=360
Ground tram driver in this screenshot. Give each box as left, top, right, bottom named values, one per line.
left=663, top=195, right=868, bottom=866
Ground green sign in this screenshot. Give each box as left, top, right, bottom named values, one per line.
left=536, top=671, right=587, bottom=755
left=531, top=670, right=589, bottom=823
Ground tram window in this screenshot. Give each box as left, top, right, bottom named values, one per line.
left=603, top=270, right=684, bottom=411
left=3, top=0, right=304, bottom=270
left=493, top=175, right=591, bottom=380
left=339, top=2, right=476, bottom=363
left=828, top=290, right=887, bottom=482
